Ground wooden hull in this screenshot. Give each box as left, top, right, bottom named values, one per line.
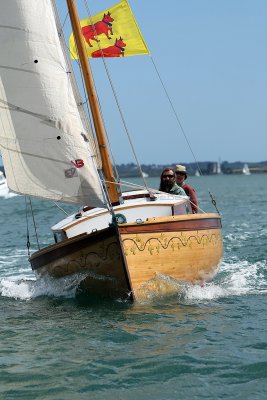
left=118, top=214, right=222, bottom=299
left=30, top=213, right=222, bottom=301
left=30, top=227, right=132, bottom=300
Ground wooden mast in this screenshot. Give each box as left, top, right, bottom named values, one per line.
left=66, top=0, right=120, bottom=204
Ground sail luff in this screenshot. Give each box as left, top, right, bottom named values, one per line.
left=66, top=0, right=120, bottom=205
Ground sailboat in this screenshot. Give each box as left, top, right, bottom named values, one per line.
left=213, top=161, right=222, bottom=175
left=242, top=163, right=251, bottom=175
left=0, top=0, right=223, bottom=301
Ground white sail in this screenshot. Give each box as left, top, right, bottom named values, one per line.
left=242, top=163, right=251, bottom=175
left=0, top=0, right=105, bottom=206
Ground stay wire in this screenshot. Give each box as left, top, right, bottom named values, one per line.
left=29, top=198, right=40, bottom=251
left=208, top=190, right=221, bottom=216
left=25, top=197, right=40, bottom=258
left=24, top=197, right=31, bottom=258
left=150, top=56, right=203, bottom=175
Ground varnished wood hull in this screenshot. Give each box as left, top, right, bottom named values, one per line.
left=30, top=227, right=132, bottom=300
left=30, top=213, right=222, bottom=301
left=118, top=214, right=223, bottom=299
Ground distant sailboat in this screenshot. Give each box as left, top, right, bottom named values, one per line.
left=216, top=161, right=222, bottom=175
left=212, top=161, right=223, bottom=175
left=242, top=163, right=251, bottom=175
left=195, top=170, right=200, bottom=177
left=142, top=172, right=149, bottom=178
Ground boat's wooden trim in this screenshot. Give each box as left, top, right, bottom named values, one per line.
left=118, top=214, right=221, bottom=234
left=30, top=228, right=114, bottom=270
left=124, top=213, right=220, bottom=224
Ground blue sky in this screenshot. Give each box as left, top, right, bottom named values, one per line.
left=59, top=0, right=267, bottom=165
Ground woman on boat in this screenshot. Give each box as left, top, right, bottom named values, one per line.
left=175, top=165, right=198, bottom=213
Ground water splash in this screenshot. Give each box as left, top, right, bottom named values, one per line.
left=0, top=191, right=19, bottom=199
left=0, top=273, right=88, bottom=300
left=218, top=259, right=266, bottom=295
left=134, top=273, right=188, bottom=303
left=184, top=259, right=266, bottom=301
left=32, top=274, right=88, bottom=299
left=0, top=277, right=35, bottom=300
left=1, top=259, right=266, bottom=302
left=133, top=258, right=267, bottom=303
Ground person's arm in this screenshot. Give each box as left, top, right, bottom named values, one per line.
left=189, top=186, right=198, bottom=213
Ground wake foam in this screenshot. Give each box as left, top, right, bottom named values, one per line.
left=135, top=259, right=267, bottom=303
left=0, top=259, right=266, bottom=302
left=0, top=277, right=35, bottom=300
left=184, top=259, right=266, bottom=302
left=0, top=273, right=88, bottom=300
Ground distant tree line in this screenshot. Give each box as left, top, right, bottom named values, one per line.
left=116, top=161, right=267, bottom=177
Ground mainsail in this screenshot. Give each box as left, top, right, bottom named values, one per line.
left=0, top=0, right=105, bottom=207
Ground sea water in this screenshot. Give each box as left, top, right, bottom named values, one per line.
left=0, top=174, right=266, bottom=399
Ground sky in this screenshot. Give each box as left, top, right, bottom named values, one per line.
left=58, top=0, right=267, bottom=165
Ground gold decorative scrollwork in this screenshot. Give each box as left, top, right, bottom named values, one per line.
left=123, top=231, right=221, bottom=256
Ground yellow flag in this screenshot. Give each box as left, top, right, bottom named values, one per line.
left=69, top=0, right=149, bottom=59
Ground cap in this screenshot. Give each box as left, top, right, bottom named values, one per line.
left=175, top=165, right=187, bottom=179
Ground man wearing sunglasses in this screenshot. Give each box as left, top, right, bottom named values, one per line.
left=159, top=168, right=186, bottom=196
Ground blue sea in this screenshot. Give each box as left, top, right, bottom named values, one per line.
left=0, top=174, right=266, bottom=399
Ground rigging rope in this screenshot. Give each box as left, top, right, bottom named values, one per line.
left=24, top=197, right=31, bottom=258
left=149, top=56, right=204, bottom=176
left=208, top=190, right=220, bottom=215
left=24, top=197, right=40, bottom=256
left=52, top=202, right=70, bottom=216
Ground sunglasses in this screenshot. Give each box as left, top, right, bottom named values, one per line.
left=162, top=174, right=174, bottom=178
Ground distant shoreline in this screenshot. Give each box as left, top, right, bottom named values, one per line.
left=116, top=161, right=267, bottom=177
